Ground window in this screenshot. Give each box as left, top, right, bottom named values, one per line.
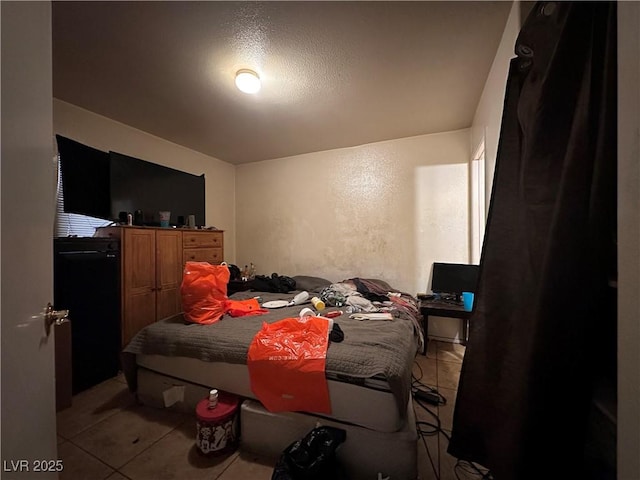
left=470, top=140, right=486, bottom=264
left=54, top=156, right=111, bottom=238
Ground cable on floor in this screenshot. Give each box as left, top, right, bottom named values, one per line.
left=412, top=359, right=450, bottom=480
left=413, top=402, right=440, bottom=480
left=412, top=358, right=493, bottom=480
left=412, top=360, right=447, bottom=406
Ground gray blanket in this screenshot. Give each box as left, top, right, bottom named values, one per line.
left=123, top=290, right=420, bottom=417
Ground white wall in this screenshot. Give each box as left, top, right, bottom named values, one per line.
left=53, top=100, right=237, bottom=262
left=471, top=1, right=522, bottom=214
left=236, top=129, right=471, bottom=297
left=233, top=0, right=523, bottom=341
left=415, top=1, right=523, bottom=341
left=617, top=2, right=640, bottom=478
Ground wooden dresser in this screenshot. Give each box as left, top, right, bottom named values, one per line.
left=96, top=226, right=224, bottom=346
left=182, top=230, right=224, bottom=265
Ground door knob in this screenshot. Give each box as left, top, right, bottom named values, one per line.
left=44, top=302, right=69, bottom=336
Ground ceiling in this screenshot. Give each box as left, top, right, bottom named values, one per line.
left=52, top=1, right=513, bottom=165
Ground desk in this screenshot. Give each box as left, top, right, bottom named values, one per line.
left=419, top=300, right=472, bottom=354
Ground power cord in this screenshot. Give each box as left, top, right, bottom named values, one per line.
left=411, top=361, right=447, bottom=406
left=412, top=360, right=448, bottom=480
left=413, top=385, right=447, bottom=406
left=412, top=359, right=493, bottom=480
left=413, top=403, right=442, bottom=480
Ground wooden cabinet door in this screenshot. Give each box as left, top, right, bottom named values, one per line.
left=122, top=228, right=156, bottom=346
left=155, top=229, right=183, bottom=321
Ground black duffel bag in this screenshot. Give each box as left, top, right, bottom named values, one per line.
left=250, top=273, right=296, bottom=293
left=271, top=426, right=347, bottom=480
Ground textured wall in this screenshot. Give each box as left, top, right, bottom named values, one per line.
left=236, top=129, right=471, bottom=295
left=471, top=1, right=522, bottom=215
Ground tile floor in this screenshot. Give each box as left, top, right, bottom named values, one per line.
left=56, top=340, right=466, bottom=480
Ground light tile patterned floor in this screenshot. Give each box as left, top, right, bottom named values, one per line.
left=56, top=340, right=465, bottom=480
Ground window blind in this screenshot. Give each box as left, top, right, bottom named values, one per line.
left=54, top=156, right=112, bottom=238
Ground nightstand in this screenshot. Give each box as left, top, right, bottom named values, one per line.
left=419, top=300, right=472, bottom=354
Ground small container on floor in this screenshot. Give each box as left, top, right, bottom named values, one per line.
left=195, top=390, right=240, bottom=456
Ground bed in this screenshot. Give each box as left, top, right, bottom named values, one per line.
left=121, top=275, right=423, bottom=479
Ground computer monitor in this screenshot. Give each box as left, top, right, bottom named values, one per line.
left=430, top=262, right=479, bottom=300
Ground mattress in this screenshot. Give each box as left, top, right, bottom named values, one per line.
left=134, top=368, right=418, bottom=479
left=135, top=354, right=405, bottom=432
left=123, top=279, right=422, bottom=433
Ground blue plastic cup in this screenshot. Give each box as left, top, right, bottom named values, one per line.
left=462, top=292, right=474, bottom=312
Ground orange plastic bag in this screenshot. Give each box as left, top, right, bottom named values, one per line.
left=224, top=298, right=268, bottom=317
left=181, top=261, right=230, bottom=325
left=247, top=317, right=331, bottom=414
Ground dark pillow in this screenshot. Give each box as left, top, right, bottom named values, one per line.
left=363, top=278, right=393, bottom=291
left=292, top=275, right=333, bottom=293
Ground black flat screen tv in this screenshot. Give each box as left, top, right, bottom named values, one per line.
left=109, top=151, right=205, bottom=227
left=56, top=136, right=206, bottom=226
left=431, top=262, right=479, bottom=300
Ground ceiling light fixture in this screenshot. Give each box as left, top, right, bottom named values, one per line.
left=235, top=69, right=261, bottom=94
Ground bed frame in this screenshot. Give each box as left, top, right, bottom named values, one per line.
left=123, top=281, right=422, bottom=479
left=133, top=362, right=418, bottom=480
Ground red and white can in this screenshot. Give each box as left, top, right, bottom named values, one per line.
left=195, top=391, right=240, bottom=456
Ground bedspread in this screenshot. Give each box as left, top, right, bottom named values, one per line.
left=123, top=289, right=421, bottom=417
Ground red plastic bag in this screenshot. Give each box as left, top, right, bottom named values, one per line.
left=181, top=261, right=229, bottom=325
left=247, top=317, right=331, bottom=414
left=224, top=298, right=268, bottom=317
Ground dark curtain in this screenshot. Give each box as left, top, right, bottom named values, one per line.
left=448, top=2, right=617, bottom=479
